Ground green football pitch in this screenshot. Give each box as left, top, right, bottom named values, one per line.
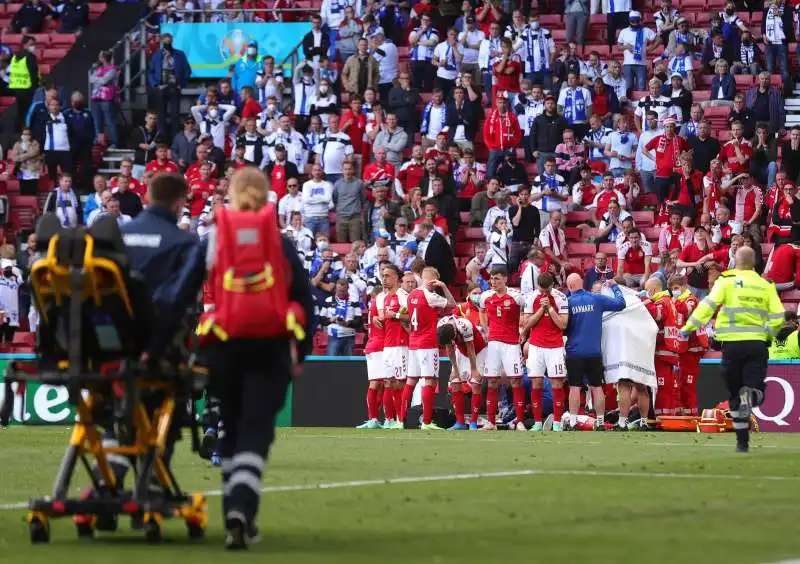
left=1, top=427, right=800, bottom=564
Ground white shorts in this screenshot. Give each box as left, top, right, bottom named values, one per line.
left=484, top=341, right=523, bottom=378
left=408, top=348, right=439, bottom=379
left=454, top=348, right=487, bottom=383
left=526, top=345, right=567, bottom=378
left=383, top=346, right=408, bottom=380
left=366, top=351, right=385, bottom=381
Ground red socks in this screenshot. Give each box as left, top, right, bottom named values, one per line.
left=470, top=392, right=482, bottom=424
left=603, top=384, right=618, bottom=411
left=422, top=386, right=435, bottom=425
left=552, top=386, right=565, bottom=422
left=531, top=387, right=543, bottom=422
left=451, top=387, right=465, bottom=424
left=400, top=383, right=415, bottom=422
left=393, top=388, right=403, bottom=422
left=382, top=386, right=395, bottom=421
left=367, top=387, right=379, bottom=420
left=486, top=388, right=498, bottom=424
left=513, top=386, right=525, bottom=423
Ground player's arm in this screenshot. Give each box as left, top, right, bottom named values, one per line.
left=522, top=306, right=546, bottom=331
left=682, top=276, right=726, bottom=332
left=549, top=308, right=569, bottom=330
left=479, top=308, right=488, bottom=336
left=465, top=340, right=480, bottom=383
left=432, top=280, right=457, bottom=308
left=447, top=343, right=459, bottom=381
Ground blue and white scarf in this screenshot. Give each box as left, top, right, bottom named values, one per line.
left=411, top=27, right=436, bottom=61
left=669, top=55, right=689, bottom=76
left=739, top=43, right=755, bottom=65
left=563, top=88, right=586, bottom=124
left=633, top=27, right=645, bottom=63
left=55, top=189, right=79, bottom=227
left=684, top=120, right=697, bottom=136
left=421, top=102, right=447, bottom=135
left=444, top=44, right=456, bottom=71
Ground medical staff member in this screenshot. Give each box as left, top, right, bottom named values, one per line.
left=681, top=246, right=784, bottom=453
left=564, top=273, right=625, bottom=430
left=199, top=167, right=314, bottom=550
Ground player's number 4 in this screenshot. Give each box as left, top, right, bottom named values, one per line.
left=411, top=308, right=418, bottom=331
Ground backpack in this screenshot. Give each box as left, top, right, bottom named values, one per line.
left=197, top=204, right=305, bottom=344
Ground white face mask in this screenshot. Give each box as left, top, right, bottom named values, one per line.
left=529, top=21, right=539, bottom=30
left=267, top=103, right=275, bottom=112
left=303, top=76, right=314, bottom=85
left=316, top=240, right=329, bottom=250
left=207, top=109, right=218, bottom=119
left=319, top=86, right=329, bottom=95
left=671, top=289, right=682, bottom=299
left=247, top=47, right=257, bottom=56
left=27, top=45, right=37, bottom=54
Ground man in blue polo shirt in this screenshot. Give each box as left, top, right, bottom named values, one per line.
left=564, top=274, right=625, bottom=430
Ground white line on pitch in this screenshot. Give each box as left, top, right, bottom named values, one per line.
left=4, top=468, right=800, bottom=511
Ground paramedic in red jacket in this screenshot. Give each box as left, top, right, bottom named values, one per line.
left=669, top=274, right=707, bottom=415
left=483, top=92, right=522, bottom=181
left=201, top=167, right=314, bottom=550
left=642, top=276, right=681, bottom=419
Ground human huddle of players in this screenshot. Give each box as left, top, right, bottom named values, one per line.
left=358, top=263, right=671, bottom=432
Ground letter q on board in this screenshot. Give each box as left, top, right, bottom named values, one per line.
left=752, top=377, right=795, bottom=427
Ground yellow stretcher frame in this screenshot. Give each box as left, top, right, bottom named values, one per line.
left=2, top=230, right=209, bottom=545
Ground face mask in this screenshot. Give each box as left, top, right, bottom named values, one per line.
left=247, top=47, right=257, bottom=56
left=319, top=87, right=329, bottom=94
left=630, top=21, right=640, bottom=28
left=27, top=45, right=37, bottom=54
left=267, top=103, right=275, bottom=112
left=162, top=42, right=172, bottom=50
left=316, top=240, right=329, bottom=250
left=207, top=109, right=218, bottom=119
left=672, top=289, right=682, bottom=299
left=303, top=76, right=314, bottom=85
left=529, top=21, right=539, bottom=30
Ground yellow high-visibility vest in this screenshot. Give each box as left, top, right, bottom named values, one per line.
left=9, top=54, right=32, bottom=90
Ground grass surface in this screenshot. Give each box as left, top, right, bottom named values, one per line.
left=1, top=427, right=799, bottom=563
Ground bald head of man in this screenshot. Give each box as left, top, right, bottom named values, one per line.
left=644, top=277, right=663, bottom=296
left=566, top=273, right=583, bottom=292
left=735, top=246, right=756, bottom=270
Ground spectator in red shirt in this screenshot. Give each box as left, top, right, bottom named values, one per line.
left=239, top=86, right=262, bottom=121
left=414, top=199, right=449, bottom=236
left=340, top=95, right=367, bottom=155
left=185, top=144, right=218, bottom=182
left=397, top=144, right=425, bottom=199
left=482, top=92, right=522, bottom=182
left=732, top=173, right=763, bottom=239
left=763, top=240, right=800, bottom=291
left=492, top=38, right=522, bottom=104
left=110, top=158, right=144, bottom=198
left=667, top=156, right=703, bottom=226
left=642, top=116, right=691, bottom=202
left=363, top=146, right=396, bottom=194
left=676, top=226, right=715, bottom=294
left=144, top=143, right=180, bottom=177
left=187, top=162, right=217, bottom=218
left=719, top=121, right=753, bottom=175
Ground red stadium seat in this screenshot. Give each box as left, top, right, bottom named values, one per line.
left=455, top=242, right=474, bottom=256
left=631, top=211, right=654, bottom=227
left=566, top=210, right=593, bottom=224
left=330, top=243, right=350, bottom=256
left=598, top=243, right=617, bottom=255
left=567, top=242, right=596, bottom=257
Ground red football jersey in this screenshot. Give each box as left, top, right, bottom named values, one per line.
left=408, top=288, right=449, bottom=350
left=110, top=175, right=145, bottom=199
left=479, top=289, right=524, bottom=344
left=145, top=159, right=180, bottom=176
left=188, top=179, right=217, bottom=217
left=364, top=293, right=386, bottom=354
left=524, top=289, right=568, bottom=348
left=617, top=240, right=652, bottom=275
left=438, top=315, right=487, bottom=357
left=382, top=290, right=409, bottom=348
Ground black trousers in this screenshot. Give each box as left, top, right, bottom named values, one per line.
left=73, top=148, right=95, bottom=193
left=45, top=150, right=74, bottom=182
left=411, top=61, right=435, bottom=92
left=12, top=87, right=34, bottom=132
left=720, top=340, right=769, bottom=414
left=154, top=85, right=181, bottom=143
left=606, top=11, right=630, bottom=50
left=209, top=338, right=292, bottom=526
left=0, top=321, right=16, bottom=344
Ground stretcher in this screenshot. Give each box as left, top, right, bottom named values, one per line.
left=0, top=214, right=209, bottom=545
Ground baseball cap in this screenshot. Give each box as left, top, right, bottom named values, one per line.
left=670, top=72, right=684, bottom=80
left=369, top=27, right=385, bottom=38
left=544, top=94, right=556, bottom=102
left=373, top=228, right=391, bottom=239
left=676, top=16, right=688, bottom=24
left=404, top=241, right=418, bottom=253
left=629, top=10, right=641, bottom=19
left=275, top=143, right=286, bottom=150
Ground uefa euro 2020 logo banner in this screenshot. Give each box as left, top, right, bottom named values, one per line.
left=160, top=22, right=313, bottom=79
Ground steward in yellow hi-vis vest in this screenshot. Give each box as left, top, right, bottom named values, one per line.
left=8, top=37, right=40, bottom=132
left=769, top=312, right=800, bottom=360
left=680, top=246, right=784, bottom=453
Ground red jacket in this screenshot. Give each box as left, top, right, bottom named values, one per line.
left=644, top=291, right=681, bottom=365
left=482, top=109, right=522, bottom=152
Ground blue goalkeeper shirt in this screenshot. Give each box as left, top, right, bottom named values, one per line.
left=565, top=286, right=626, bottom=358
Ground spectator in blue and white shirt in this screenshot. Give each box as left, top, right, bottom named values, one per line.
left=302, top=163, right=334, bottom=236
left=322, top=278, right=363, bottom=356
left=42, top=98, right=73, bottom=183
left=408, top=13, right=438, bottom=92
left=369, top=27, right=398, bottom=104
left=603, top=115, right=638, bottom=177
left=314, top=114, right=353, bottom=183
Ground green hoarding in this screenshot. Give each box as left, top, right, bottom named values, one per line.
left=0, top=357, right=292, bottom=426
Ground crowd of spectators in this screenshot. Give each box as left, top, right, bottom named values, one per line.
left=1, top=0, right=800, bottom=356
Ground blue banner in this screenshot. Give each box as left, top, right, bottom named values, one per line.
left=160, top=22, right=310, bottom=78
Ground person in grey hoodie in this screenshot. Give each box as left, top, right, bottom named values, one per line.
left=372, top=113, right=408, bottom=168
left=170, top=116, right=198, bottom=171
